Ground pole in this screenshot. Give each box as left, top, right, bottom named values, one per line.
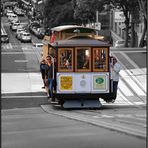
left=96, top=10, right=98, bottom=23
left=96, top=10, right=99, bottom=35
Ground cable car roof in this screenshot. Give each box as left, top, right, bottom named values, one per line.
left=51, top=25, right=95, bottom=32
left=50, top=38, right=110, bottom=47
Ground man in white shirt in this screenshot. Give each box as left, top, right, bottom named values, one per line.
left=111, top=57, right=121, bottom=102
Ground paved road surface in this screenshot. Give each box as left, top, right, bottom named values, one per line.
left=2, top=107, right=146, bottom=148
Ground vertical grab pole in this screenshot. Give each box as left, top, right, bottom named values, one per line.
left=48, top=55, right=54, bottom=80
left=51, top=56, right=54, bottom=80
left=110, top=56, right=113, bottom=92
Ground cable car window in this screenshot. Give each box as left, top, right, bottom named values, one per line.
left=75, top=47, right=91, bottom=72
left=93, top=48, right=109, bottom=72
left=58, top=48, right=73, bottom=72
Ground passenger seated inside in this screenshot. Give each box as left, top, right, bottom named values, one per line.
left=83, top=55, right=89, bottom=69
left=77, top=49, right=90, bottom=70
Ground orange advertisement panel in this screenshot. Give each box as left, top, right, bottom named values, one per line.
left=60, top=76, right=73, bottom=90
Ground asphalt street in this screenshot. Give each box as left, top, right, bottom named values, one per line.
left=2, top=107, right=146, bottom=148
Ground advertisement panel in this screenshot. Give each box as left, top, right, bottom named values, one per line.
left=57, top=73, right=74, bottom=93
left=91, top=73, right=109, bottom=93
left=93, top=75, right=106, bottom=90
left=60, top=76, right=72, bottom=91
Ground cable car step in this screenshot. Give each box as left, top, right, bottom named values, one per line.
left=63, top=99, right=102, bottom=109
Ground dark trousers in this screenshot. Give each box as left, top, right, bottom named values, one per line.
left=113, top=81, right=118, bottom=100
left=48, top=78, right=53, bottom=98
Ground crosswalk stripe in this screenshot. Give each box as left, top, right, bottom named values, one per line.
left=9, top=43, right=13, bottom=49
left=118, top=78, right=134, bottom=96
left=120, top=51, right=145, bottom=73
left=117, top=89, right=134, bottom=105
left=2, top=43, right=13, bottom=49
left=120, top=70, right=146, bottom=96
left=111, top=53, right=146, bottom=97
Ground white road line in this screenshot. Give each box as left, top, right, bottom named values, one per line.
left=133, top=102, right=146, bottom=105
left=14, top=60, right=28, bottom=62
left=1, top=52, right=35, bottom=54
left=112, top=50, right=146, bottom=53
left=22, top=48, right=32, bottom=51
left=101, top=115, right=113, bottom=118
left=2, top=95, right=47, bottom=98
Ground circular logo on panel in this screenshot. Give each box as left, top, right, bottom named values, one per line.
left=96, top=77, right=104, bottom=84
left=80, top=80, right=86, bottom=87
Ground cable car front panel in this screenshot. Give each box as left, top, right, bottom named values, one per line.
left=48, top=39, right=113, bottom=102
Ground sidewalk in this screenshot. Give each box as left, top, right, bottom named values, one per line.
left=1, top=72, right=48, bottom=109
left=2, top=72, right=45, bottom=94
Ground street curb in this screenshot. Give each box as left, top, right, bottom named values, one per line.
left=41, top=104, right=146, bottom=139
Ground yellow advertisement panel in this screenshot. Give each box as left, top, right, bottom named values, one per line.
left=60, top=76, right=73, bottom=90
left=93, top=75, right=106, bottom=90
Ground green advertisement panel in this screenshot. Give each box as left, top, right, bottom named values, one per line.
left=93, top=75, right=106, bottom=90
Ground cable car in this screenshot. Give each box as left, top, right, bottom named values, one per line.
left=42, top=25, right=115, bottom=108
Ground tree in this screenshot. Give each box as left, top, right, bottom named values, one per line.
left=138, top=0, right=147, bottom=47
left=43, top=0, right=75, bottom=29
left=72, top=0, right=109, bottom=25
left=130, top=1, right=140, bottom=47
left=108, top=0, right=139, bottom=47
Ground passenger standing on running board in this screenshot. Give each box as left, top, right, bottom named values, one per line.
left=40, top=58, right=46, bottom=89
left=110, top=57, right=121, bottom=102
left=45, top=56, right=54, bottom=101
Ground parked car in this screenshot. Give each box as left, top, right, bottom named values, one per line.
left=10, top=19, right=20, bottom=25
left=14, top=8, right=25, bottom=16
left=19, top=32, right=32, bottom=42
left=16, top=28, right=27, bottom=39
left=35, top=27, right=45, bottom=39
left=1, top=28, right=9, bottom=43
left=11, top=23, right=25, bottom=31
left=5, top=9, right=13, bottom=17
left=1, top=10, right=3, bottom=16
left=11, top=22, right=20, bottom=31
left=1, top=34, right=9, bottom=43
left=8, top=13, right=18, bottom=23
left=31, top=26, right=39, bottom=34
left=28, top=22, right=40, bottom=33
left=13, top=7, right=19, bottom=13
left=114, top=40, right=125, bottom=48
left=10, top=20, right=20, bottom=29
